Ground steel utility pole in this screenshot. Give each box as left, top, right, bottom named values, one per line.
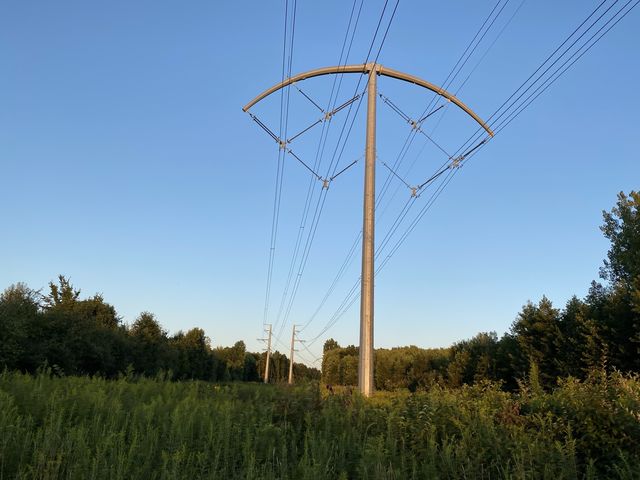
left=288, top=324, right=301, bottom=385
left=244, top=63, right=493, bottom=397
left=360, top=66, right=377, bottom=395
left=260, top=324, right=272, bottom=384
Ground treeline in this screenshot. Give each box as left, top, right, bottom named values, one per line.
left=0, top=276, right=320, bottom=382
left=323, top=191, right=640, bottom=391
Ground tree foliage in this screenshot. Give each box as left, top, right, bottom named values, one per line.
left=2, top=191, right=637, bottom=391
left=0, top=276, right=319, bottom=383
left=320, top=191, right=640, bottom=391
left=600, top=191, right=640, bottom=286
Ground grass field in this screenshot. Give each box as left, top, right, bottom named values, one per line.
left=0, top=370, right=638, bottom=479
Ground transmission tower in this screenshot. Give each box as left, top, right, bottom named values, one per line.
left=244, top=63, right=492, bottom=396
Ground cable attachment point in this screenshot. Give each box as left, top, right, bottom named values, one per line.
left=450, top=156, right=464, bottom=169
left=409, top=119, right=420, bottom=131
left=410, top=186, right=419, bottom=198
left=323, top=93, right=361, bottom=122
left=248, top=112, right=284, bottom=146
left=322, top=178, right=330, bottom=190
left=279, top=139, right=288, bottom=150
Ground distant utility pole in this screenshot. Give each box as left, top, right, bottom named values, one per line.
left=244, top=63, right=492, bottom=397
left=288, top=324, right=304, bottom=385
left=258, top=324, right=272, bottom=384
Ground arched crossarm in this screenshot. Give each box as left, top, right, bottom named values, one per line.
left=242, top=63, right=494, bottom=137
left=377, top=65, right=493, bottom=137
left=243, top=64, right=369, bottom=112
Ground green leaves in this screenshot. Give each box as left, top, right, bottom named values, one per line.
left=600, top=191, right=640, bottom=287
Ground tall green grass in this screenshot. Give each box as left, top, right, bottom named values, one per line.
left=0, top=370, right=638, bottom=479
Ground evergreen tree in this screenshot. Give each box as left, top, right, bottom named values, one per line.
left=510, top=297, right=562, bottom=388
left=0, top=283, right=39, bottom=370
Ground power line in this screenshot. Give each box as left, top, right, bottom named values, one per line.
left=454, top=0, right=617, bottom=156
left=364, top=0, right=392, bottom=63
left=488, top=0, right=620, bottom=129
left=428, top=0, right=525, bottom=135
left=306, top=135, right=488, bottom=344
left=268, top=1, right=365, bottom=338
left=290, top=0, right=410, bottom=342
left=374, top=0, right=640, bottom=310
left=307, top=165, right=457, bottom=345
left=262, top=0, right=296, bottom=327
left=372, top=0, right=400, bottom=65
left=456, top=0, right=637, bottom=160
left=454, top=0, right=527, bottom=97
left=267, top=1, right=376, bottom=343
left=299, top=2, right=508, bottom=345
left=300, top=230, right=361, bottom=331
left=271, top=0, right=639, bottom=355
left=270, top=83, right=366, bottom=342
left=323, top=0, right=400, bottom=183
left=370, top=0, right=512, bottom=264
left=493, top=0, right=639, bottom=135
left=273, top=1, right=401, bottom=343
left=418, top=0, right=508, bottom=122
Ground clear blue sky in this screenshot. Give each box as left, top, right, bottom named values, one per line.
left=2, top=1, right=638, bottom=366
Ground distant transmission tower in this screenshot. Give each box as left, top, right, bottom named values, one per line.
left=244, top=63, right=492, bottom=396
left=258, top=324, right=272, bottom=383
left=288, top=324, right=304, bottom=384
